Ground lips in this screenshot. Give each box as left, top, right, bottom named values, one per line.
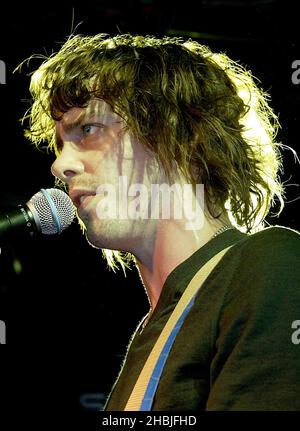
left=69, top=189, right=96, bottom=209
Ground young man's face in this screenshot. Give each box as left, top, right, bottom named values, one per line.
left=51, top=99, right=163, bottom=252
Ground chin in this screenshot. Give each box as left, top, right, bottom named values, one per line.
left=85, top=232, right=101, bottom=249
left=84, top=226, right=106, bottom=249
left=84, top=219, right=135, bottom=253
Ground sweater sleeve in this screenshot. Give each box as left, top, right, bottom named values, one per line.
left=206, top=227, right=300, bottom=411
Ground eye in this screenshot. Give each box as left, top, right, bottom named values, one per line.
left=81, top=123, right=104, bottom=137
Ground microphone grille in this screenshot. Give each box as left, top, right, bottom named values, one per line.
left=28, top=188, right=75, bottom=235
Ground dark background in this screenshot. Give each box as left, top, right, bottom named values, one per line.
left=0, top=0, right=299, bottom=428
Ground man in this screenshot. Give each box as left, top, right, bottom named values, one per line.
left=22, top=34, right=300, bottom=410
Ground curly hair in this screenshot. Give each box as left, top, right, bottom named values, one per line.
left=19, top=33, right=287, bottom=271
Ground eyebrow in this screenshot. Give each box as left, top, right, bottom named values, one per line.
left=62, top=111, right=86, bottom=133
left=61, top=107, right=108, bottom=133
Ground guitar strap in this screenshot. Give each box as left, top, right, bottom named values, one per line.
left=124, top=243, right=235, bottom=411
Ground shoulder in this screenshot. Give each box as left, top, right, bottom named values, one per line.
left=222, top=225, right=300, bottom=307
left=228, top=224, right=300, bottom=271
left=239, top=224, right=300, bottom=252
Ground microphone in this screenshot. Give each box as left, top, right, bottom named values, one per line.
left=0, top=188, right=75, bottom=241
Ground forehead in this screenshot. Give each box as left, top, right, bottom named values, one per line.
left=56, top=99, right=122, bottom=128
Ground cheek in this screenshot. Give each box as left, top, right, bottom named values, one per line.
left=83, top=149, right=128, bottom=184
left=83, top=151, right=105, bottom=174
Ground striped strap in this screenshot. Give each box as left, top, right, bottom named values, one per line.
left=124, top=244, right=234, bottom=411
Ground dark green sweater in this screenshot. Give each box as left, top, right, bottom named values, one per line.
left=104, top=226, right=300, bottom=411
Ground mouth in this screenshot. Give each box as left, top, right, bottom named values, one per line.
left=69, top=189, right=96, bottom=210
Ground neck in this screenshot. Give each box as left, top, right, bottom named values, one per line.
left=134, top=215, right=231, bottom=311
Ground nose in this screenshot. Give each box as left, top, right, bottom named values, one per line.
left=51, top=146, right=84, bottom=183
